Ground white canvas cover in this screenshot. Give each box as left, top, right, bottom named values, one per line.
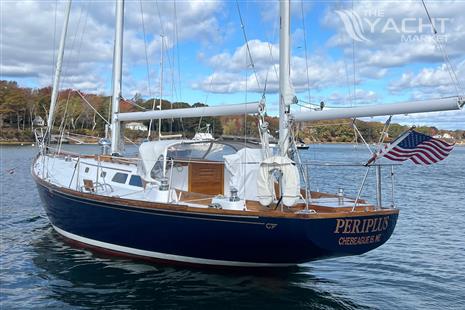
left=257, top=156, right=300, bottom=207
left=138, top=140, right=183, bottom=182
left=223, top=148, right=264, bottom=201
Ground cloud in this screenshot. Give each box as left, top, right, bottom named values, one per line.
left=207, top=39, right=278, bottom=73
left=194, top=40, right=349, bottom=94
left=1, top=0, right=223, bottom=95
left=323, top=0, right=465, bottom=88
left=328, top=88, right=378, bottom=105
left=366, top=110, right=464, bottom=130
left=259, top=1, right=312, bottom=23
left=388, top=60, right=465, bottom=98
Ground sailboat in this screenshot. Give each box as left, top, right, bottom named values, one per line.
left=32, top=0, right=463, bottom=267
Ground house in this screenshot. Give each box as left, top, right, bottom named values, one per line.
left=433, top=133, right=454, bottom=140
left=33, top=115, right=45, bottom=127
left=125, top=122, right=147, bottom=131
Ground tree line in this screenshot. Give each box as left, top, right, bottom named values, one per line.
left=1, top=80, right=463, bottom=143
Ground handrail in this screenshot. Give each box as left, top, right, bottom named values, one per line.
left=41, top=147, right=397, bottom=211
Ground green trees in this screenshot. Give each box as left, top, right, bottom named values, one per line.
left=0, top=80, right=462, bottom=143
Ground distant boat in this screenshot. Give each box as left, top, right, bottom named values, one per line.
left=32, top=0, right=463, bottom=267
left=296, top=141, right=309, bottom=150
left=192, top=124, right=214, bottom=141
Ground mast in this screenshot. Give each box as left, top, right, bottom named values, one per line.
left=279, top=0, right=292, bottom=156
left=110, top=0, right=124, bottom=155
left=158, top=35, right=164, bottom=139
left=46, top=0, right=72, bottom=139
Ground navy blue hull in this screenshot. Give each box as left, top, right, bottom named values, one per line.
left=35, top=179, right=398, bottom=266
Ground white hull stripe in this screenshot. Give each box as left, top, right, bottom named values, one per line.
left=52, top=225, right=294, bottom=267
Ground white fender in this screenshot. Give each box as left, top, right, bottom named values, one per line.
left=257, top=156, right=300, bottom=207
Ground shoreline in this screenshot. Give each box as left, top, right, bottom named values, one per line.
left=2, top=141, right=464, bottom=146
left=1, top=141, right=35, bottom=145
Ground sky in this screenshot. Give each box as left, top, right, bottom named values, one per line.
left=1, top=0, right=464, bottom=130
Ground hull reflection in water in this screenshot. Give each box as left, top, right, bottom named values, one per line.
left=32, top=228, right=365, bottom=309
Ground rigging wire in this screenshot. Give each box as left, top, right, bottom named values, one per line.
left=335, top=1, right=353, bottom=107
left=260, top=9, right=280, bottom=100
left=139, top=1, right=153, bottom=101
left=376, top=116, right=392, bottom=150
left=51, top=0, right=58, bottom=83
left=153, top=0, right=177, bottom=99
left=300, top=0, right=312, bottom=104
left=138, top=0, right=157, bottom=139
left=351, top=0, right=356, bottom=107
left=124, top=96, right=148, bottom=111
left=173, top=0, right=185, bottom=136
left=76, top=90, right=110, bottom=125
left=153, top=1, right=180, bottom=136
left=421, top=0, right=464, bottom=96
left=55, top=90, right=73, bottom=157
left=198, top=72, right=216, bottom=132
left=235, top=0, right=261, bottom=90
left=51, top=3, right=87, bottom=138
left=300, top=122, right=353, bottom=128
left=173, top=1, right=182, bottom=101
left=352, top=119, right=373, bottom=155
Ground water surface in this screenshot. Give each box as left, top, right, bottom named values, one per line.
left=1, top=144, right=464, bottom=309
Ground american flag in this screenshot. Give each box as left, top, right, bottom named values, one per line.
left=367, top=129, right=455, bottom=165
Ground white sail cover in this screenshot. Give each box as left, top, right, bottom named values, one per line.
left=282, top=80, right=295, bottom=107
left=257, top=156, right=300, bottom=207
left=223, top=148, right=264, bottom=201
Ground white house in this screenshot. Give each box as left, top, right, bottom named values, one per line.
left=33, top=115, right=45, bottom=127
left=433, top=133, right=453, bottom=140
left=125, top=122, right=147, bottom=131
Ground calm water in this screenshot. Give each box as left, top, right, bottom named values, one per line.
left=1, top=144, right=464, bottom=309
